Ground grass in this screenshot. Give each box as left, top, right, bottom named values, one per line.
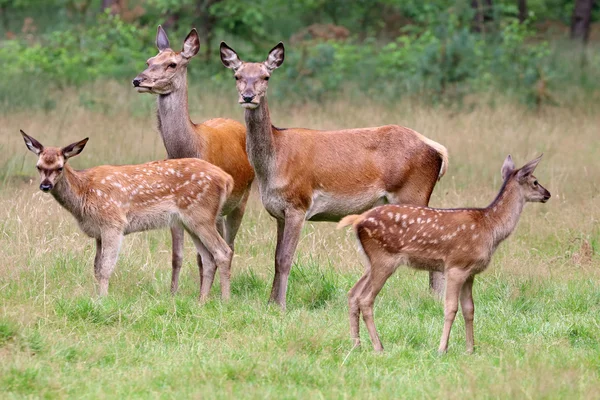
left=0, top=83, right=599, bottom=398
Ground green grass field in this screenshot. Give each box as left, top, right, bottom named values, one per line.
left=1, top=85, right=599, bottom=398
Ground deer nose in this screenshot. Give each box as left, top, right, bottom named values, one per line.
left=40, top=183, right=53, bottom=192
left=242, top=95, right=255, bottom=103
left=132, top=77, right=142, bottom=87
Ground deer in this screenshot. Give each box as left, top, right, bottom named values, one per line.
left=338, top=155, right=551, bottom=354
left=20, top=130, right=234, bottom=300
left=220, top=41, right=449, bottom=309
left=132, top=26, right=254, bottom=294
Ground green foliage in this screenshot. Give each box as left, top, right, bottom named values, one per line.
left=0, top=11, right=151, bottom=87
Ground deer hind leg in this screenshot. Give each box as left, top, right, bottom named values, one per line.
left=348, top=272, right=370, bottom=348
left=460, top=275, right=475, bottom=354
left=224, top=190, right=250, bottom=251
left=357, top=257, right=398, bottom=352
left=95, top=230, right=123, bottom=296
left=188, top=234, right=217, bottom=302
left=270, top=211, right=305, bottom=310
left=186, top=222, right=233, bottom=301
left=438, top=267, right=470, bottom=354
left=170, top=225, right=188, bottom=294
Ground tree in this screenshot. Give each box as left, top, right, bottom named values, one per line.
left=471, top=0, right=494, bottom=33
left=518, top=0, right=527, bottom=23
left=571, top=0, right=595, bottom=44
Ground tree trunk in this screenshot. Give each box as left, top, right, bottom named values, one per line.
left=518, top=0, right=527, bottom=23
left=471, top=0, right=494, bottom=33
left=571, top=0, right=595, bottom=44
left=429, top=271, right=445, bottom=298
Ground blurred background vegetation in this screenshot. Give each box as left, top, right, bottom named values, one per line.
left=0, top=0, right=598, bottom=112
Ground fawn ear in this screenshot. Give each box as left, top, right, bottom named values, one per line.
left=156, top=25, right=170, bottom=51
left=220, top=42, right=242, bottom=70
left=182, top=28, right=200, bottom=59
left=501, top=154, right=515, bottom=181
left=20, top=130, right=44, bottom=155
left=518, top=154, right=543, bottom=178
left=264, top=42, right=284, bottom=71
left=62, top=138, right=89, bottom=159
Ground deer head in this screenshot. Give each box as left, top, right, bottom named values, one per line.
left=220, top=42, right=284, bottom=109
left=501, top=154, right=551, bottom=203
left=20, top=130, right=88, bottom=192
left=132, top=26, right=200, bottom=94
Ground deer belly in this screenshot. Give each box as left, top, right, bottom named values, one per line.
left=306, top=190, right=387, bottom=222
left=125, top=208, right=177, bottom=235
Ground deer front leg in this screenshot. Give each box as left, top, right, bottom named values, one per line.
left=170, top=225, right=186, bottom=294
left=460, top=276, right=475, bottom=354
left=438, top=268, right=469, bottom=354
left=269, top=211, right=305, bottom=309
left=224, top=190, right=250, bottom=251
left=95, top=230, right=123, bottom=297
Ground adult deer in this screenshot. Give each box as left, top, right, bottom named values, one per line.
left=133, top=26, right=254, bottom=293
left=21, top=130, right=234, bottom=299
left=339, top=155, right=550, bottom=353
left=220, top=42, right=449, bottom=309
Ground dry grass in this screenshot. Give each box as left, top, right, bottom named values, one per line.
left=0, top=84, right=599, bottom=398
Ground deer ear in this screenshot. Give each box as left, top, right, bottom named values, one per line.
left=21, top=129, right=44, bottom=155
left=220, top=42, right=242, bottom=70
left=518, top=154, right=543, bottom=178
left=182, top=29, right=200, bottom=58
left=62, top=138, right=89, bottom=159
left=501, top=154, right=515, bottom=181
left=156, top=25, right=170, bottom=51
left=264, top=42, right=284, bottom=70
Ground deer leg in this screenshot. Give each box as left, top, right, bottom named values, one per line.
left=188, top=233, right=217, bottom=302
left=269, top=211, right=305, bottom=309
left=170, top=225, right=186, bottom=294
left=460, top=276, right=475, bottom=354
left=224, top=190, right=249, bottom=250
left=95, top=230, right=123, bottom=297
left=438, top=268, right=469, bottom=354
left=188, top=223, right=233, bottom=301
left=348, top=272, right=370, bottom=348
left=358, top=260, right=397, bottom=352
left=93, top=238, right=102, bottom=277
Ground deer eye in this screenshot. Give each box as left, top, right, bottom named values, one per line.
left=533, top=180, right=538, bottom=186
left=234, top=76, right=240, bottom=81
left=57, top=167, right=63, bottom=173
left=168, top=63, right=177, bottom=69
left=264, top=76, right=270, bottom=81
left=36, top=166, right=41, bottom=171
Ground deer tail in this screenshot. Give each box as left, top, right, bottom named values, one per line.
left=337, top=214, right=365, bottom=229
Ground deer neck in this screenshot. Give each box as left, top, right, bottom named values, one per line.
left=156, top=71, right=204, bottom=159
left=244, top=98, right=276, bottom=180
left=51, top=164, right=86, bottom=219
left=485, top=179, right=526, bottom=246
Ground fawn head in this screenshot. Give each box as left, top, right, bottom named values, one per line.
left=501, top=154, right=551, bottom=203
left=20, top=130, right=88, bottom=192
left=132, top=25, right=200, bottom=94
left=220, top=42, right=284, bottom=109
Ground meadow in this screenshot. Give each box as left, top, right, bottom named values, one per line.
left=0, top=83, right=599, bottom=398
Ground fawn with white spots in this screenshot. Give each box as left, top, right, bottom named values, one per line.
left=21, top=130, right=234, bottom=300
left=339, top=155, right=551, bottom=353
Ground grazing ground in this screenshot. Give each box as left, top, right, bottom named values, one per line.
left=0, top=84, right=599, bottom=398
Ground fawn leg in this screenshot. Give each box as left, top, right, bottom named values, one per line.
left=460, top=275, right=475, bottom=354
left=438, top=268, right=469, bottom=354
left=95, top=230, right=123, bottom=296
